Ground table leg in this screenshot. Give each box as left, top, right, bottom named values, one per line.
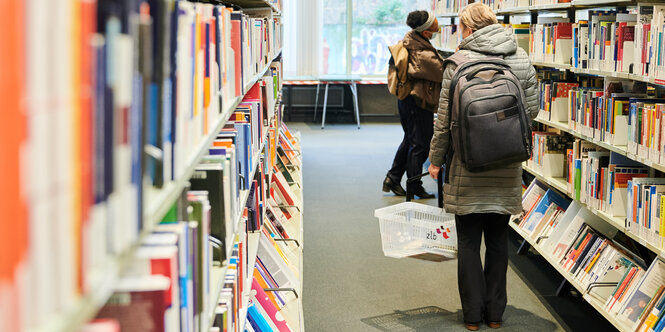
left=321, top=83, right=329, bottom=129
left=313, top=82, right=320, bottom=122
left=351, top=82, right=360, bottom=129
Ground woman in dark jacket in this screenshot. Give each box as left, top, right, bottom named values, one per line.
left=383, top=10, right=444, bottom=198
left=427, top=3, right=538, bottom=331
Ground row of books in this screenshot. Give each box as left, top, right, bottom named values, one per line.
left=3, top=0, right=283, bottom=330
left=527, top=131, right=575, bottom=178
left=1, top=0, right=284, bottom=330
left=216, top=126, right=302, bottom=332
left=172, top=4, right=282, bottom=186
left=78, top=122, right=302, bottom=332
left=527, top=129, right=651, bottom=221
left=434, top=0, right=470, bottom=15
left=535, top=75, right=665, bottom=166
left=34, top=73, right=280, bottom=332
left=529, top=19, right=574, bottom=64
left=431, top=23, right=459, bottom=52
left=518, top=180, right=665, bottom=331
left=526, top=4, right=665, bottom=83
left=524, top=124, right=665, bottom=251
left=480, top=0, right=529, bottom=11
left=432, top=22, right=530, bottom=55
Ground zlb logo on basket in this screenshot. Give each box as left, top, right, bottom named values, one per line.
left=436, top=226, right=451, bottom=240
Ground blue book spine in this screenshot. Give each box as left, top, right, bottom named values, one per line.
left=235, top=123, right=248, bottom=190
left=627, top=180, right=634, bottom=226
left=132, top=74, right=144, bottom=229
left=247, top=302, right=272, bottom=332
left=94, top=41, right=107, bottom=203
left=163, top=78, right=173, bottom=180
left=573, top=26, right=579, bottom=68
left=148, top=83, right=159, bottom=184
left=244, top=123, right=252, bottom=178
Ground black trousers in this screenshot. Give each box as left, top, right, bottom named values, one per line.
left=455, top=213, right=510, bottom=324
left=387, top=96, right=433, bottom=189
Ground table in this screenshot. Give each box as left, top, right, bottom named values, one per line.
left=314, top=75, right=362, bottom=129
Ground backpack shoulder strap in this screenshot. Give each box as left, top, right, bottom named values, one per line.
left=442, top=52, right=470, bottom=70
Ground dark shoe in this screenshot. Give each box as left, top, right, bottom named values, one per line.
left=383, top=176, right=406, bottom=196
left=411, top=187, right=435, bottom=199
left=487, top=322, right=502, bottom=329
left=465, top=323, right=480, bottom=331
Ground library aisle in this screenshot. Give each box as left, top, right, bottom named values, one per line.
left=295, top=123, right=565, bottom=331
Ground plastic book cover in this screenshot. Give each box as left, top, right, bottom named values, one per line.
left=619, top=258, right=665, bottom=323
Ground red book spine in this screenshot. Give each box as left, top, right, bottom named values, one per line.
left=231, top=18, right=242, bottom=97
left=0, top=0, right=27, bottom=330
left=78, top=0, right=97, bottom=293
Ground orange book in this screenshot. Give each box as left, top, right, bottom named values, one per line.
left=212, top=140, right=233, bottom=148
left=609, top=267, right=638, bottom=311
left=253, top=268, right=280, bottom=309
left=564, top=234, right=591, bottom=271
left=76, top=0, right=97, bottom=292
left=0, top=1, right=27, bottom=330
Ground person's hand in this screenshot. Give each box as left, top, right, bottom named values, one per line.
left=428, top=164, right=441, bottom=179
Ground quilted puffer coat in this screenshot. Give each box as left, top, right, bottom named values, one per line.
left=428, top=23, right=539, bottom=216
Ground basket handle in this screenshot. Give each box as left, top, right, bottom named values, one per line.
left=406, top=169, right=444, bottom=208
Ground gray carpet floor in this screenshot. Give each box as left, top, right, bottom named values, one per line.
left=293, top=122, right=567, bottom=332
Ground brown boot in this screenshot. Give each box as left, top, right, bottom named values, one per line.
left=487, top=321, right=502, bottom=329
left=465, top=323, right=480, bottom=331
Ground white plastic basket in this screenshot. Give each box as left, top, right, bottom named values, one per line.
left=374, top=202, right=457, bottom=259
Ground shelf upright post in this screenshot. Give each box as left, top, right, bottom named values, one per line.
left=516, top=238, right=531, bottom=255
left=555, top=279, right=573, bottom=297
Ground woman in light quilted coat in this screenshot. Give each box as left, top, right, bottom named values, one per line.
left=427, top=3, right=539, bottom=330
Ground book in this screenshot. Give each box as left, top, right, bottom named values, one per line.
left=94, top=276, right=170, bottom=332
left=189, top=163, right=228, bottom=261
left=619, top=257, right=665, bottom=325
left=251, top=278, right=292, bottom=331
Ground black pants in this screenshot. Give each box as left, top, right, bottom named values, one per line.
left=455, top=213, right=510, bottom=324
left=387, top=96, right=433, bottom=190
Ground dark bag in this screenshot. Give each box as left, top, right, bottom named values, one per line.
left=444, top=53, right=532, bottom=173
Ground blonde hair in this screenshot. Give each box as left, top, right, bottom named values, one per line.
left=459, top=2, right=498, bottom=32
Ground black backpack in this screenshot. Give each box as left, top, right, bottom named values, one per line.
left=444, top=53, right=532, bottom=173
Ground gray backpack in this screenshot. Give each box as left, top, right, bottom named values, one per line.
left=444, top=53, right=532, bottom=173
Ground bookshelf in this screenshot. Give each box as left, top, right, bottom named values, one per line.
left=12, top=0, right=296, bottom=331
left=438, top=12, right=460, bottom=18
left=482, top=1, right=665, bottom=330
left=495, top=6, right=530, bottom=14
left=33, top=50, right=285, bottom=332
left=508, top=220, right=633, bottom=332
left=232, top=0, right=282, bottom=14
left=438, top=0, right=643, bottom=18
left=145, top=49, right=283, bottom=228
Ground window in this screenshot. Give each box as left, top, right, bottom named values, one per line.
left=286, top=0, right=435, bottom=78
left=321, top=0, right=434, bottom=76
left=351, top=0, right=434, bottom=76
left=322, top=0, right=348, bottom=75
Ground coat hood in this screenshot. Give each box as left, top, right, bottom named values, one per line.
left=459, top=24, right=518, bottom=56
